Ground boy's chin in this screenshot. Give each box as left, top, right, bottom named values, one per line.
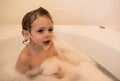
left=42, top=45, right=50, bottom=50
left=41, top=43, right=51, bottom=50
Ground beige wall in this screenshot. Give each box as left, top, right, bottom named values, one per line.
left=0, top=0, right=120, bottom=30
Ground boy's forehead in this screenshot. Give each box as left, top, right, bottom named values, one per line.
left=31, top=16, right=53, bottom=29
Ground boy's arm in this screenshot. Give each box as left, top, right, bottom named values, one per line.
left=16, top=54, right=30, bottom=74
left=56, top=52, right=82, bottom=65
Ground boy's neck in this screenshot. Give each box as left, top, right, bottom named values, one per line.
left=26, top=43, right=54, bottom=57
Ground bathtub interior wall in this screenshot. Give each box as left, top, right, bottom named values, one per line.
left=0, top=25, right=120, bottom=80
left=58, top=32, right=120, bottom=79
left=55, top=25, right=120, bottom=80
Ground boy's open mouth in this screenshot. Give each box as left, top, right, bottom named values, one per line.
left=43, top=40, right=51, bottom=45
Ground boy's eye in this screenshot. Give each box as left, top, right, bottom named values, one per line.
left=48, top=28, right=53, bottom=32
left=37, top=29, right=44, bottom=33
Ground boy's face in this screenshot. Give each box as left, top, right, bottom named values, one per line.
left=29, top=16, right=54, bottom=50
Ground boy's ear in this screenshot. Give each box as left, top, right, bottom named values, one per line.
left=22, top=30, right=31, bottom=39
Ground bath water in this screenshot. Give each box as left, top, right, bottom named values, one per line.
left=0, top=40, right=114, bottom=81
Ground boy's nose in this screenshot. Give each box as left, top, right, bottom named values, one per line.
left=44, top=32, right=51, bottom=38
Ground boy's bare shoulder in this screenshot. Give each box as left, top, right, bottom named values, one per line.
left=18, top=49, right=31, bottom=63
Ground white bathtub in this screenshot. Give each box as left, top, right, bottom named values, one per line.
left=0, top=25, right=120, bottom=81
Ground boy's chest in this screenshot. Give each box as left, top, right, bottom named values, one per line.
left=30, top=52, right=54, bottom=69
left=30, top=54, right=46, bottom=69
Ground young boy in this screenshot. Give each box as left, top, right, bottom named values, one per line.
left=16, top=7, right=61, bottom=78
